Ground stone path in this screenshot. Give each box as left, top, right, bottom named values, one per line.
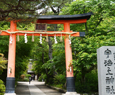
left=15, top=81, right=64, bottom=95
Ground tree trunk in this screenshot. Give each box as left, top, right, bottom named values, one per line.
left=48, top=37, right=53, bottom=61
left=48, top=36, right=56, bottom=76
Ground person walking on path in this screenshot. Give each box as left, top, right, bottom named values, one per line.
left=29, top=77, right=32, bottom=84
left=31, top=74, right=34, bottom=80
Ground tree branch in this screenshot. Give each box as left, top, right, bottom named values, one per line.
left=50, top=6, right=57, bottom=14
left=16, top=0, right=22, bottom=9
left=94, top=17, right=103, bottom=31
left=85, top=23, right=88, bottom=34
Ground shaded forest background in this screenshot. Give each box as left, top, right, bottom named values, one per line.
left=0, top=0, right=115, bottom=94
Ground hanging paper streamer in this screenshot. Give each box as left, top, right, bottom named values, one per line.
left=70, top=66, right=72, bottom=72
left=24, top=33, right=28, bottom=43
left=10, top=34, right=13, bottom=44
left=69, top=35, right=71, bottom=44
left=40, top=34, right=42, bottom=44
left=32, top=34, right=34, bottom=42
left=17, top=34, right=19, bottom=42
left=60, top=33, right=63, bottom=42
left=54, top=34, right=58, bottom=44
left=46, top=34, right=48, bottom=42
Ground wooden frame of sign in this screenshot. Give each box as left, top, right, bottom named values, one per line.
left=35, top=23, right=47, bottom=32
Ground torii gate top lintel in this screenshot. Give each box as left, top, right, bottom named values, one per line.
left=37, top=12, right=93, bottom=24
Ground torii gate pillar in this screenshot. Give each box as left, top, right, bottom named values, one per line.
left=5, top=21, right=17, bottom=95
left=63, top=23, right=80, bottom=95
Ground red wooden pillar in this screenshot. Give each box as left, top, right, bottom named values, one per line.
left=5, top=21, right=17, bottom=94
left=64, top=23, right=75, bottom=92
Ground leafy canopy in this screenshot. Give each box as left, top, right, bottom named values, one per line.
left=0, top=0, right=52, bottom=21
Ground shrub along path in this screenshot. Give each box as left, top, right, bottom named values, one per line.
left=15, top=81, right=63, bottom=95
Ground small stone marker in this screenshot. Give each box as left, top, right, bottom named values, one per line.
left=97, top=46, right=115, bottom=95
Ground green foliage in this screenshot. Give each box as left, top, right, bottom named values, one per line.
left=19, top=73, right=31, bottom=81
left=61, top=0, right=115, bottom=34
left=15, top=55, right=31, bottom=80
left=0, top=22, right=9, bottom=57
left=19, top=73, right=31, bottom=80
left=15, top=36, right=33, bottom=79
left=42, top=42, right=65, bottom=72
left=0, top=53, right=7, bottom=72
left=23, top=78, right=29, bottom=81
left=59, top=0, right=115, bottom=93
left=71, top=32, right=115, bottom=93
left=38, top=74, right=47, bottom=81
left=0, top=0, right=53, bottom=21
left=0, top=79, right=5, bottom=95
left=24, top=74, right=31, bottom=79
left=46, top=0, right=73, bottom=15
left=0, top=21, right=10, bottom=30
left=31, top=37, right=66, bottom=85
left=75, top=70, right=98, bottom=93
left=17, top=22, right=35, bottom=31
left=53, top=74, right=65, bottom=87
left=31, top=37, right=49, bottom=74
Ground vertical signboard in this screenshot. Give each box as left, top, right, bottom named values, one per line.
left=97, top=46, right=115, bottom=95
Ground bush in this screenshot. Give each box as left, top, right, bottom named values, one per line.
left=20, top=74, right=25, bottom=80
left=75, top=70, right=98, bottom=93
left=20, top=74, right=31, bottom=81
left=38, top=74, right=47, bottom=81
left=54, top=74, right=65, bottom=84
left=54, top=84, right=63, bottom=89
left=24, top=74, right=31, bottom=79
left=0, top=79, right=5, bottom=95
left=23, top=78, right=29, bottom=81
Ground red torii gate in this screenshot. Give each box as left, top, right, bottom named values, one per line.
left=0, top=12, right=92, bottom=95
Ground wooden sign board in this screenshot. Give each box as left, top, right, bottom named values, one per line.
left=35, top=23, right=47, bottom=32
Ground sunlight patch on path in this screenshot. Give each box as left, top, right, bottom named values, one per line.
left=28, top=81, right=46, bottom=95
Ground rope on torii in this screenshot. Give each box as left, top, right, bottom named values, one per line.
left=1, top=30, right=77, bottom=35
left=0, top=30, right=85, bottom=44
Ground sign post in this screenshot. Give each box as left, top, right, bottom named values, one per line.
left=97, top=46, right=115, bottom=95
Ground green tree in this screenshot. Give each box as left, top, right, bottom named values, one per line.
left=60, top=0, right=115, bottom=93
left=0, top=0, right=52, bottom=21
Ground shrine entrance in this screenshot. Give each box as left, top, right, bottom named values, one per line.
left=0, top=12, right=92, bottom=95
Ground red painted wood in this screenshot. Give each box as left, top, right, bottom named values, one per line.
left=37, top=19, right=87, bottom=24
left=7, top=21, right=17, bottom=77
left=64, top=23, right=74, bottom=77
